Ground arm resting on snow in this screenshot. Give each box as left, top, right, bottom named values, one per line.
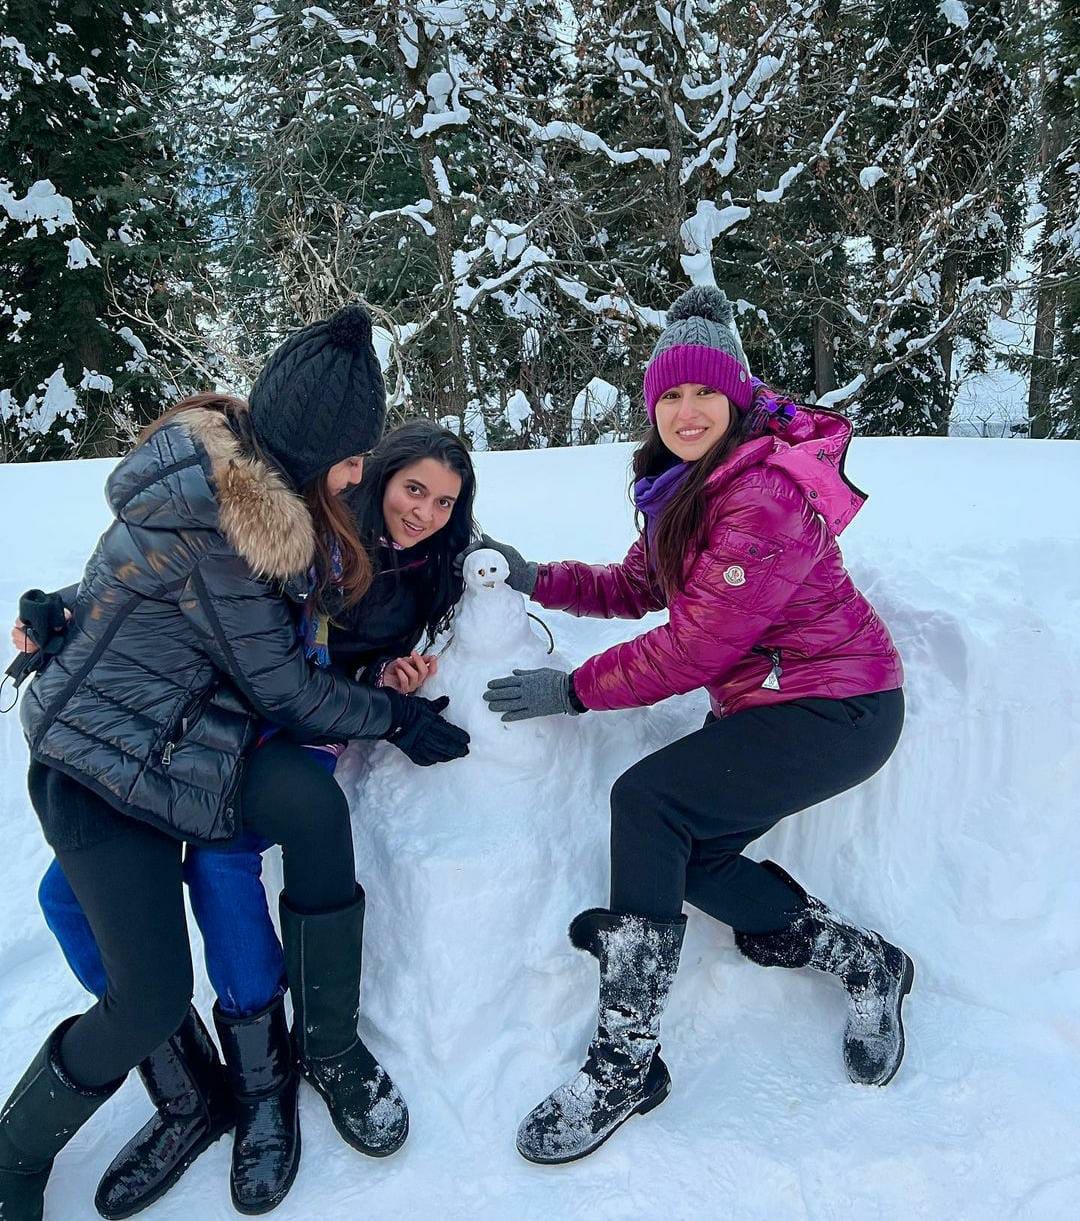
left=180, top=551, right=395, bottom=740
left=532, top=536, right=665, bottom=621
left=571, top=499, right=818, bottom=712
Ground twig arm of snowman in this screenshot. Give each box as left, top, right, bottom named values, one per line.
left=483, top=668, right=588, bottom=722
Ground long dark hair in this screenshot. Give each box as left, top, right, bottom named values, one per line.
left=631, top=407, right=751, bottom=598
left=139, top=392, right=373, bottom=607
left=348, top=419, right=477, bottom=646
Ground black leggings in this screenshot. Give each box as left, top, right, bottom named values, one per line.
left=609, top=690, right=905, bottom=931
left=53, top=737, right=355, bottom=1088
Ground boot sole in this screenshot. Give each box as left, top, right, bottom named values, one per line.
left=874, top=952, right=915, bottom=1087
left=516, top=1074, right=672, bottom=1167
left=230, top=1119, right=302, bottom=1216
left=300, top=1068, right=409, bottom=1158
left=95, top=1116, right=235, bottom=1220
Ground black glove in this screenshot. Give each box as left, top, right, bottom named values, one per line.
left=5, top=589, right=69, bottom=692
left=384, top=693, right=470, bottom=767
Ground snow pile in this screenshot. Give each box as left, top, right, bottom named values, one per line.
left=1, top=438, right=1078, bottom=1219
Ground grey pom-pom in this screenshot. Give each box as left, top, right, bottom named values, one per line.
left=328, top=303, right=373, bottom=351
left=667, top=285, right=734, bottom=326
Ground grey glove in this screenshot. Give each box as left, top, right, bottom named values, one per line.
left=483, top=668, right=584, bottom=722
left=457, top=533, right=538, bottom=595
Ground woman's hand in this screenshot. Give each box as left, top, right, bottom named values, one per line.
left=456, top=534, right=538, bottom=595
left=381, top=651, right=439, bottom=694
left=12, top=608, right=72, bottom=655
left=483, top=667, right=585, bottom=721
left=11, top=617, right=37, bottom=655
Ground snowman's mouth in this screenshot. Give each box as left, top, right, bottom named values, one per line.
left=482, top=580, right=496, bottom=589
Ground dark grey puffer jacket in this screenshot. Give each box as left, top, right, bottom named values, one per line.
left=20, top=405, right=394, bottom=843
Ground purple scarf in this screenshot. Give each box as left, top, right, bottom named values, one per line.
left=633, top=460, right=692, bottom=547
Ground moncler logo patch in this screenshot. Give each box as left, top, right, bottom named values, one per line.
left=723, top=565, right=746, bottom=586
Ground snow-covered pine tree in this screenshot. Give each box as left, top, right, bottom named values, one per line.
left=1029, top=0, right=1080, bottom=438
left=0, top=1, right=201, bottom=460
left=852, top=0, right=1023, bottom=435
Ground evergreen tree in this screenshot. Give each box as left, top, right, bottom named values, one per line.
left=1029, top=0, right=1080, bottom=437
left=854, top=0, right=1023, bottom=435
left=0, top=1, right=202, bottom=460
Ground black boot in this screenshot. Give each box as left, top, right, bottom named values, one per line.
left=734, top=861, right=915, bottom=1086
left=279, top=887, right=408, bottom=1157
left=214, top=994, right=301, bottom=1215
left=516, top=908, right=686, bottom=1165
left=93, top=1006, right=234, bottom=1219
left=1, top=1018, right=123, bottom=1221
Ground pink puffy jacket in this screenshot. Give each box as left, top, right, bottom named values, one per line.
left=532, top=406, right=903, bottom=718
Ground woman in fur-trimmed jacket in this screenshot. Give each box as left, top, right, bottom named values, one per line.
left=0, top=306, right=469, bottom=1221
left=470, top=287, right=911, bottom=1166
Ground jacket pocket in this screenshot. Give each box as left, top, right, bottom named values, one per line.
left=161, top=683, right=215, bottom=766
left=698, top=527, right=784, bottom=604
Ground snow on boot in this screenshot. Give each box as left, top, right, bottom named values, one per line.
left=0, top=1019, right=123, bottom=1221
left=214, top=994, right=300, bottom=1215
left=733, top=860, right=915, bottom=1086
left=94, top=1006, right=234, bottom=1220
left=279, top=887, right=408, bottom=1158
left=516, top=908, right=686, bottom=1166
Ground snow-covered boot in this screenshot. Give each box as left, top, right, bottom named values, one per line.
left=214, top=994, right=300, bottom=1215
left=516, top=908, right=686, bottom=1165
left=279, top=887, right=408, bottom=1158
left=94, top=1006, right=234, bottom=1219
left=0, top=1019, right=124, bottom=1221
left=734, top=861, right=915, bottom=1086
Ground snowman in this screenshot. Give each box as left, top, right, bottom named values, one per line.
left=420, top=548, right=576, bottom=762
left=340, top=546, right=609, bottom=1134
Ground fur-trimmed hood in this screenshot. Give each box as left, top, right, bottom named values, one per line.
left=105, top=404, right=316, bottom=580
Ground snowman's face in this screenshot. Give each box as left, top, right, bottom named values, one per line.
left=463, top=548, right=509, bottom=592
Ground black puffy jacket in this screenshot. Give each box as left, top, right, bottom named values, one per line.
left=20, top=405, right=395, bottom=843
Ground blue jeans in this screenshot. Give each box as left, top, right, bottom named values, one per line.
left=37, top=748, right=341, bottom=1019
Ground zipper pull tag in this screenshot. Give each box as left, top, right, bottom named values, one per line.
left=761, top=649, right=782, bottom=691
left=162, top=741, right=174, bottom=766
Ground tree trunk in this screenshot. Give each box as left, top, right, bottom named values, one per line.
left=1027, top=20, right=1067, bottom=439
left=935, top=253, right=958, bottom=436
left=813, top=308, right=836, bottom=399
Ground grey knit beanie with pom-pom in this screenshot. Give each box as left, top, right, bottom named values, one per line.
left=249, top=303, right=386, bottom=489
left=643, top=285, right=752, bottom=419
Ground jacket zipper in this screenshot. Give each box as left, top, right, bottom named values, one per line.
left=162, top=685, right=214, bottom=766
left=753, top=646, right=783, bottom=691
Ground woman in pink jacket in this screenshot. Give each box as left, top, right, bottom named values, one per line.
left=473, top=286, right=911, bottom=1165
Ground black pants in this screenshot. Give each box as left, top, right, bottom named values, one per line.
left=52, top=737, right=356, bottom=1088
left=609, top=690, right=905, bottom=932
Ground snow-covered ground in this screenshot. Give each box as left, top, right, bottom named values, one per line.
left=1, top=437, right=1078, bottom=1220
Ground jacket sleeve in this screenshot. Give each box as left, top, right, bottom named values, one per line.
left=179, top=550, right=395, bottom=740
left=532, top=536, right=665, bottom=620
left=52, top=583, right=81, bottom=610
left=570, top=480, right=819, bottom=712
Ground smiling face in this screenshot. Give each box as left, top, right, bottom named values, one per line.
left=325, top=455, right=365, bottom=495
left=382, top=457, right=463, bottom=548
left=653, top=383, right=733, bottom=461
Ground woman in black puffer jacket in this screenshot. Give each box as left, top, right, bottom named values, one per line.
left=0, top=306, right=469, bottom=1221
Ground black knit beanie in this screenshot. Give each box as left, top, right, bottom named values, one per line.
left=248, top=303, right=387, bottom=489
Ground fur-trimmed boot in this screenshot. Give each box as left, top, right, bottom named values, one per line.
left=214, top=994, right=300, bottom=1215
left=516, top=908, right=686, bottom=1166
left=734, top=861, right=915, bottom=1086
left=0, top=1019, right=124, bottom=1221
left=94, top=1006, right=234, bottom=1220
left=278, top=887, right=408, bottom=1158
